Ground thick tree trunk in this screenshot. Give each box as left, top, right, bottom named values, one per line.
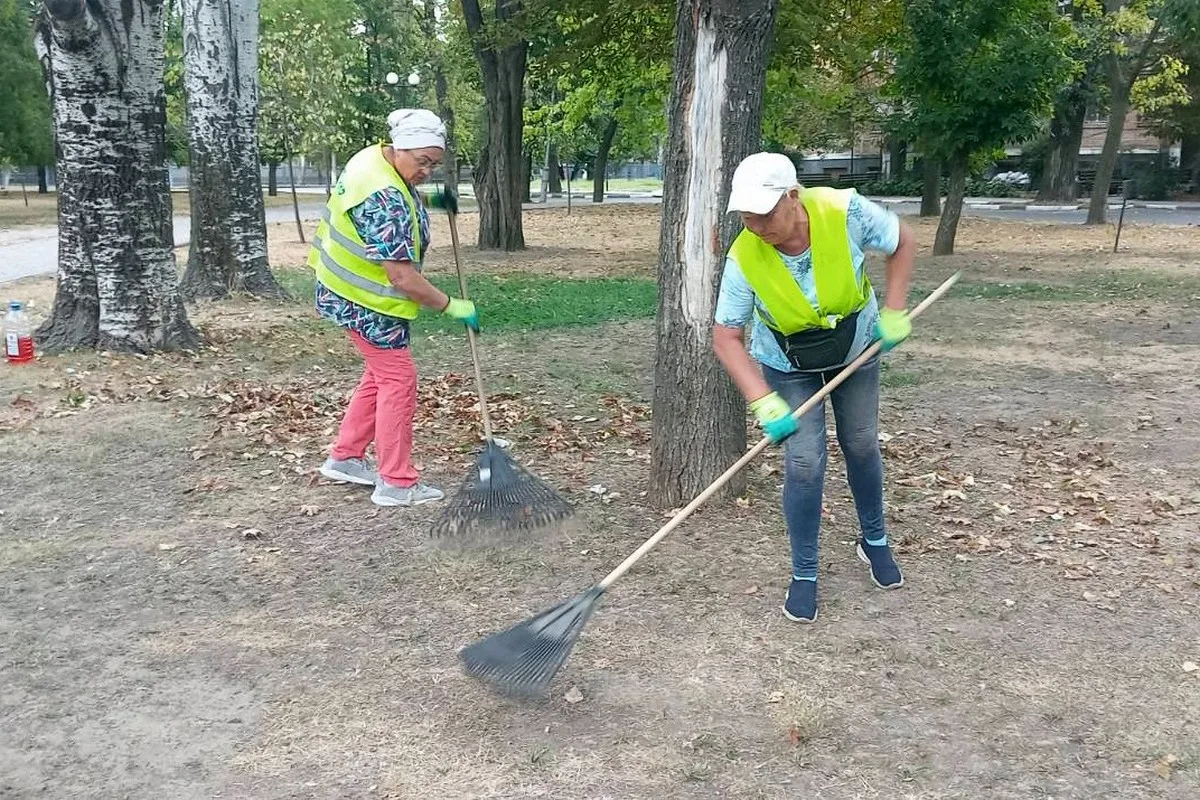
left=37, top=165, right=49, bottom=193
left=462, top=0, right=525, bottom=251
left=178, top=0, right=280, bottom=300
left=592, top=116, right=618, bottom=203
left=651, top=0, right=778, bottom=507
left=933, top=152, right=968, bottom=255
left=34, top=0, right=198, bottom=353
left=920, top=156, right=941, bottom=216
left=547, top=140, right=562, bottom=193
left=267, top=161, right=278, bottom=196
left=1037, top=98, right=1086, bottom=202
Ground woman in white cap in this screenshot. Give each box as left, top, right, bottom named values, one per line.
left=713, top=152, right=917, bottom=623
left=308, top=108, right=478, bottom=507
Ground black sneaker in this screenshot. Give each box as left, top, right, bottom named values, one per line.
left=857, top=540, right=904, bottom=589
left=782, top=579, right=818, bottom=623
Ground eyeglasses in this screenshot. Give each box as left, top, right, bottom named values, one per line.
left=412, top=154, right=439, bottom=170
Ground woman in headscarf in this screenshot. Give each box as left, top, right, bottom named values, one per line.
left=308, top=108, right=478, bottom=507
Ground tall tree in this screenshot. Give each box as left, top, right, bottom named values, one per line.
left=0, top=0, right=53, bottom=175
left=894, top=0, right=1074, bottom=255
left=178, top=0, right=282, bottom=300
left=651, top=0, right=778, bottom=507
left=1037, top=2, right=1107, bottom=202
left=420, top=0, right=462, bottom=193
left=1084, top=0, right=1190, bottom=223
left=461, top=0, right=527, bottom=251
left=34, top=0, right=198, bottom=352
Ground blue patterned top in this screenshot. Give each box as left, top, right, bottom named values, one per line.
left=714, top=192, right=901, bottom=373
left=315, top=184, right=432, bottom=349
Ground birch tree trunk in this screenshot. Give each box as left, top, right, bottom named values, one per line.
left=651, top=0, right=778, bottom=507
left=34, top=0, right=198, bottom=353
left=178, top=0, right=280, bottom=300
left=462, top=0, right=526, bottom=251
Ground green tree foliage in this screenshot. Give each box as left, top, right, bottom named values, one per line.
left=763, top=0, right=904, bottom=155
left=893, top=0, right=1075, bottom=253
left=0, top=0, right=52, bottom=167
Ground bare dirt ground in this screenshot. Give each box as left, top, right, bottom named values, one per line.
left=2, top=207, right=1199, bottom=799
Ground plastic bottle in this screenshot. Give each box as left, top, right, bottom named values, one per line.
left=4, top=301, right=35, bottom=365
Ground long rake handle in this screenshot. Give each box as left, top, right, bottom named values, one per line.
left=598, top=271, right=962, bottom=590
left=446, top=210, right=495, bottom=442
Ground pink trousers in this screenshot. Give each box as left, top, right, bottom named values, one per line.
left=330, top=330, right=420, bottom=487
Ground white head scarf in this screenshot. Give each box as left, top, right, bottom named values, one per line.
left=387, top=108, right=446, bottom=151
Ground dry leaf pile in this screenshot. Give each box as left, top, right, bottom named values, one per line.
left=875, top=415, right=1199, bottom=582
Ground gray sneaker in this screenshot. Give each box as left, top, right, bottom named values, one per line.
left=318, top=456, right=377, bottom=486
left=371, top=480, right=445, bottom=507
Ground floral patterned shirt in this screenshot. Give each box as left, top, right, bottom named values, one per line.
left=315, top=184, right=431, bottom=349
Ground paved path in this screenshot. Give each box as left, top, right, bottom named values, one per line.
left=3, top=194, right=1197, bottom=285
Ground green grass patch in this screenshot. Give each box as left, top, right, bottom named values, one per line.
left=276, top=268, right=657, bottom=333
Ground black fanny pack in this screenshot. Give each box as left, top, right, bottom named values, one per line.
left=767, top=310, right=860, bottom=371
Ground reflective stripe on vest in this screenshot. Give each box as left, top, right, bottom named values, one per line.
left=307, top=144, right=423, bottom=320
left=311, top=235, right=410, bottom=299
left=730, top=186, right=869, bottom=334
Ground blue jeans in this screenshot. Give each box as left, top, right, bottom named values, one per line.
left=764, top=355, right=887, bottom=580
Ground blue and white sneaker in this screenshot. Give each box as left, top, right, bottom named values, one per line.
left=857, top=540, right=904, bottom=589
left=782, top=579, right=818, bottom=623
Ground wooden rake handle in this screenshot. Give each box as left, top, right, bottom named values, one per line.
left=446, top=210, right=495, bottom=442
left=598, top=271, right=963, bottom=590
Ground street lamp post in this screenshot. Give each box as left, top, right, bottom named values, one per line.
left=385, top=71, right=421, bottom=107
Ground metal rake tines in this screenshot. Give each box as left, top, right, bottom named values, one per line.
left=459, top=587, right=603, bottom=698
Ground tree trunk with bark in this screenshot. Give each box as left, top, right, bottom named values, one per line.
left=651, top=0, right=778, bottom=508
left=920, top=156, right=941, bottom=216
left=1087, top=17, right=1163, bottom=225
left=423, top=1, right=460, bottom=196
left=267, top=161, right=278, bottom=196
left=37, top=165, right=49, bottom=193
left=178, top=0, right=280, bottom=300
left=1037, top=98, right=1086, bottom=202
left=521, top=149, right=532, bottom=203
left=461, top=0, right=526, bottom=251
left=1182, top=132, right=1199, bottom=193
left=887, top=136, right=907, bottom=178
left=34, top=0, right=198, bottom=353
left=933, top=152, right=968, bottom=255
left=547, top=140, right=562, bottom=193
left=592, top=116, right=618, bottom=203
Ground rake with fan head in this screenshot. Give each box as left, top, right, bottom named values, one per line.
left=459, top=272, right=963, bottom=697
left=429, top=210, right=574, bottom=547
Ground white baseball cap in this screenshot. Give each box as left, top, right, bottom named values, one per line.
left=726, top=152, right=798, bottom=215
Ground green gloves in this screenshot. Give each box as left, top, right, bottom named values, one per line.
left=424, top=188, right=459, bottom=214
left=875, top=306, right=911, bottom=352
left=443, top=297, right=480, bottom=332
left=750, top=391, right=798, bottom=444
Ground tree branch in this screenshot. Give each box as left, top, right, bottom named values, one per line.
left=460, top=0, right=498, bottom=86
left=1124, top=17, right=1164, bottom=94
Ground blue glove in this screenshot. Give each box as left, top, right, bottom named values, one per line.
left=750, top=392, right=798, bottom=444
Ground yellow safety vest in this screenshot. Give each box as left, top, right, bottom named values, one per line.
left=307, top=143, right=424, bottom=319
left=729, top=186, right=870, bottom=334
